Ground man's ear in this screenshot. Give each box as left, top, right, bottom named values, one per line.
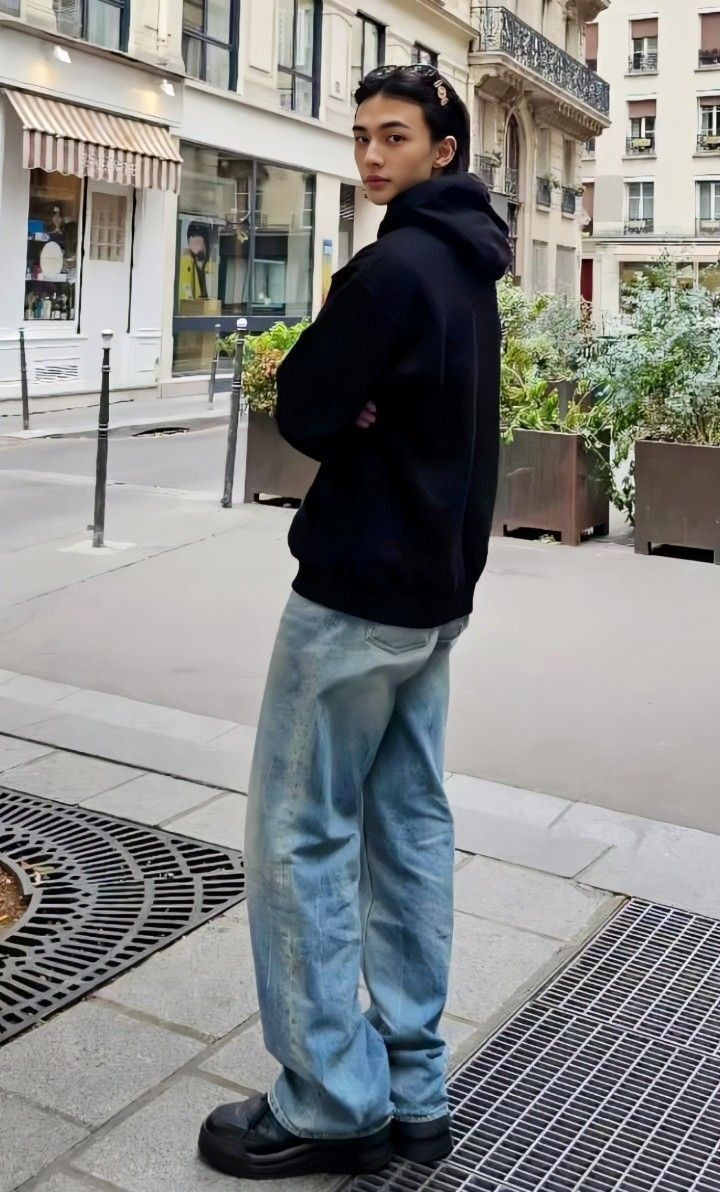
left=434, top=136, right=457, bottom=169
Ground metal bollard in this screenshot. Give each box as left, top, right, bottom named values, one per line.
left=221, top=318, right=248, bottom=509
left=92, top=330, right=113, bottom=548
left=208, top=322, right=222, bottom=407
left=18, top=328, right=29, bottom=431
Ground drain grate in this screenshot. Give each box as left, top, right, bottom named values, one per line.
left=353, top=899, right=720, bottom=1192
left=539, top=900, right=720, bottom=1058
left=0, top=789, right=245, bottom=1042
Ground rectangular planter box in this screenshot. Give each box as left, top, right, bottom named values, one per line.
left=243, top=409, right=318, bottom=504
left=634, top=439, right=720, bottom=563
left=493, top=429, right=609, bottom=545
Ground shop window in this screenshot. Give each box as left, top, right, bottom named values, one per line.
left=90, top=193, right=127, bottom=262
left=173, top=146, right=315, bottom=375
left=351, top=13, right=385, bottom=94
left=183, top=0, right=240, bottom=91
left=278, top=0, right=321, bottom=117
left=338, top=183, right=356, bottom=269
left=24, top=170, right=81, bottom=323
left=54, top=0, right=129, bottom=52
left=411, top=44, right=438, bottom=67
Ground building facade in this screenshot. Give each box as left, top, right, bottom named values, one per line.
left=582, top=0, right=720, bottom=326
left=0, top=0, right=611, bottom=404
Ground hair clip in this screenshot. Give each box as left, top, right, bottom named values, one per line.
left=433, top=80, right=449, bottom=106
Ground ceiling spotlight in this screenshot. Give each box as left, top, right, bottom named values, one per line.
left=53, top=45, right=72, bottom=64
left=160, top=79, right=175, bottom=97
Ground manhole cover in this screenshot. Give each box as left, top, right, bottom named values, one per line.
left=132, top=426, right=190, bottom=436
left=0, top=789, right=244, bottom=1043
left=353, top=900, right=720, bottom=1192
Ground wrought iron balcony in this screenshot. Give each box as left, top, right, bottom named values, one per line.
left=699, top=49, right=720, bottom=67
left=697, top=217, right=720, bottom=237
left=626, top=134, right=656, bottom=155
left=624, top=217, right=654, bottom=234
left=473, top=153, right=498, bottom=188
left=562, top=188, right=577, bottom=216
left=697, top=133, right=720, bottom=152
left=471, top=6, right=609, bottom=118
left=536, top=177, right=552, bottom=207
left=628, top=52, right=658, bottom=73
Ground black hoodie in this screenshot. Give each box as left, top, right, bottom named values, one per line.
left=276, top=173, right=512, bottom=629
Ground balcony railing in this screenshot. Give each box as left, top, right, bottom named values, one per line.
left=505, top=167, right=519, bottom=197
left=562, top=188, right=577, bottom=215
left=471, top=6, right=609, bottom=117
left=699, top=49, right=720, bottom=67
left=697, top=133, right=720, bottom=152
left=473, top=153, right=498, bottom=188
left=626, top=134, right=656, bottom=155
left=536, top=177, right=552, bottom=207
left=624, top=217, right=654, bottom=234
left=628, top=52, right=658, bottom=73
left=697, top=217, right=720, bottom=237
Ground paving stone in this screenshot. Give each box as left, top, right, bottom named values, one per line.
left=82, top=772, right=220, bottom=826
left=0, top=671, right=18, bottom=684
left=446, top=910, right=566, bottom=1028
left=0, top=675, right=79, bottom=704
left=453, top=855, right=618, bottom=941
left=0, top=1090, right=88, bottom=1192
left=97, top=905, right=257, bottom=1037
left=451, top=805, right=608, bottom=878
left=28, top=1175, right=106, bottom=1192
left=446, top=773, right=569, bottom=826
left=553, top=801, right=662, bottom=847
left=0, top=733, right=53, bottom=773
left=8, top=713, right=251, bottom=793
left=165, top=792, right=247, bottom=850
left=206, top=723, right=257, bottom=756
left=578, top=817, right=720, bottom=918
left=442, top=1015, right=485, bottom=1068
left=74, top=1073, right=345, bottom=1192
left=0, top=1000, right=202, bottom=1128
left=0, top=695, right=59, bottom=732
left=199, top=1017, right=280, bottom=1093
left=0, top=750, right=140, bottom=804
left=54, top=689, right=236, bottom=744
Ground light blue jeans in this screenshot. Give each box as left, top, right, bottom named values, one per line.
left=244, top=591, right=468, bottom=1140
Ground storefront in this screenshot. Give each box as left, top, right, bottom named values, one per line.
left=0, top=87, right=181, bottom=401
left=173, top=142, right=315, bottom=375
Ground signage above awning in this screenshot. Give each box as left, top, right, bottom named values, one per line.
left=3, top=89, right=182, bottom=193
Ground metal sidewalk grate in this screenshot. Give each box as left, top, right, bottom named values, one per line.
left=352, top=898, right=720, bottom=1192
left=540, top=900, right=720, bottom=1058
left=0, top=789, right=245, bottom=1042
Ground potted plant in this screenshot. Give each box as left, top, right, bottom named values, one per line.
left=220, top=320, right=315, bottom=504
left=494, top=280, right=611, bottom=545
left=582, top=254, right=720, bottom=561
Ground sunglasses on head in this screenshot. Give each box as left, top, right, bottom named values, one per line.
left=360, top=64, right=453, bottom=105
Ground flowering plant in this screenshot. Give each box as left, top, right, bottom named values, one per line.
left=220, top=321, right=309, bottom=416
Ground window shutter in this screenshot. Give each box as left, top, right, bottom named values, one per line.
left=701, top=13, right=720, bottom=51
left=628, top=100, right=657, bottom=118
left=585, top=23, right=598, bottom=61
left=631, top=18, right=658, bottom=38
left=582, top=181, right=594, bottom=218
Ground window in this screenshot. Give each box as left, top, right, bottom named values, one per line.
left=173, top=146, right=315, bottom=374
left=90, top=193, right=127, bottom=262
left=700, top=13, right=720, bottom=66
left=183, top=0, right=240, bottom=90
left=629, top=18, right=658, bottom=72
left=278, top=0, right=321, bottom=117
left=556, top=246, right=576, bottom=299
left=581, top=182, right=594, bottom=235
left=697, top=180, right=720, bottom=234
left=627, top=100, right=656, bottom=154
left=351, top=14, right=385, bottom=94
left=532, top=241, right=548, bottom=294
left=338, top=183, right=355, bottom=269
left=54, top=0, right=129, bottom=50
left=0, top=0, right=20, bottom=13
left=698, top=101, right=720, bottom=150
left=626, top=181, right=654, bottom=232
left=412, top=44, right=438, bottom=67
left=24, top=170, right=81, bottom=322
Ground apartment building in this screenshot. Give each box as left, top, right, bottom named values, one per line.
left=470, top=0, right=611, bottom=297
left=582, top=1, right=720, bottom=325
left=0, top=1, right=610, bottom=402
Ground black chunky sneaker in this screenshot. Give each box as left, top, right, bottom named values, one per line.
left=391, top=1114, right=453, bottom=1164
left=198, top=1092, right=394, bottom=1179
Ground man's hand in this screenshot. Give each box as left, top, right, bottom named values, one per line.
left=355, top=401, right=377, bottom=430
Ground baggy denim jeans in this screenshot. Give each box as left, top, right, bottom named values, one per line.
left=244, top=591, right=468, bottom=1140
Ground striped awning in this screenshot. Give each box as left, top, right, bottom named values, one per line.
left=3, top=89, right=182, bottom=193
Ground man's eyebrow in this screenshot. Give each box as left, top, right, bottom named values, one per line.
left=352, top=121, right=412, bottom=132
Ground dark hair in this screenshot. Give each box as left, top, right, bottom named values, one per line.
left=186, top=221, right=209, bottom=250
left=354, top=68, right=470, bottom=175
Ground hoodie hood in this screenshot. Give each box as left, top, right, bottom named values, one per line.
left=378, top=173, right=512, bottom=281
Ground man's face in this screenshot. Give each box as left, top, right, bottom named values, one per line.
left=188, top=235, right=206, bottom=261
left=353, top=95, right=456, bottom=205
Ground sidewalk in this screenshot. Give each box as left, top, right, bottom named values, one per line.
left=3, top=673, right=720, bottom=1190
left=0, top=392, right=232, bottom=441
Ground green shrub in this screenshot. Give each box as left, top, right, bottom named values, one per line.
left=220, top=320, right=309, bottom=416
